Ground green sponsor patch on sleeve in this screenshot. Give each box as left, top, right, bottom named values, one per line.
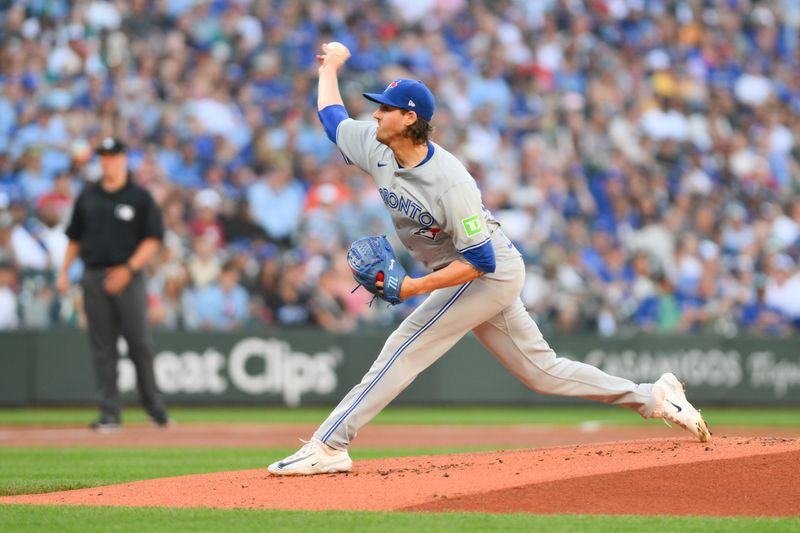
left=462, top=215, right=482, bottom=236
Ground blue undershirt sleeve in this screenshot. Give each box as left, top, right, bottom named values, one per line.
left=462, top=239, right=496, bottom=273
left=317, top=104, right=349, bottom=143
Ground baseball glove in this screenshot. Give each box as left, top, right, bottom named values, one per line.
left=347, top=235, right=407, bottom=305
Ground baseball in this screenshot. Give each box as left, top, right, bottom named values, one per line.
left=324, top=41, right=351, bottom=60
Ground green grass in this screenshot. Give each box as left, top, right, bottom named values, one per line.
left=1, top=405, right=799, bottom=427
left=0, top=506, right=796, bottom=533
left=3, top=404, right=795, bottom=499
left=1, top=407, right=798, bottom=531
left=0, top=447, right=493, bottom=497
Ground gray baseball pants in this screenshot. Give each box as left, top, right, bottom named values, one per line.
left=82, top=268, right=166, bottom=420
left=314, top=254, right=656, bottom=450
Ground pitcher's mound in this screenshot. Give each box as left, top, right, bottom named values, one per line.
left=3, top=436, right=799, bottom=517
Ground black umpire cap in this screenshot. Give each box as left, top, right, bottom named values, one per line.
left=96, top=137, right=127, bottom=155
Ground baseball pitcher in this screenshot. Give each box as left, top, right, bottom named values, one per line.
left=268, top=42, right=710, bottom=475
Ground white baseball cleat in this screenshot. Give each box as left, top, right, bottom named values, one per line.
left=268, top=439, right=352, bottom=475
left=651, top=373, right=711, bottom=442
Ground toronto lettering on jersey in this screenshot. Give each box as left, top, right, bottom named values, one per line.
left=378, top=187, right=435, bottom=226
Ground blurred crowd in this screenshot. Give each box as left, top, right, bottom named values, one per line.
left=1, top=0, right=800, bottom=336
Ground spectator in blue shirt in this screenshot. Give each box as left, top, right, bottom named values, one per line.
left=191, top=261, right=250, bottom=331
left=738, top=274, right=792, bottom=336
left=16, top=148, right=51, bottom=203
left=171, top=142, right=204, bottom=189
left=247, top=159, right=305, bottom=245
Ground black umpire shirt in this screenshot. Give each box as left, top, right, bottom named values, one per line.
left=66, top=178, right=164, bottom=268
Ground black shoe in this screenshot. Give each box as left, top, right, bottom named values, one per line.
left=90, top=415, right=121, bottom=433
left=149, top=413, right=174, bottom=428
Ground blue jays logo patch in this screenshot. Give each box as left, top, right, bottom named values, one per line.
left=414, top=227, right=441, bottom=241
left=387, top=80, right=399, bottom=89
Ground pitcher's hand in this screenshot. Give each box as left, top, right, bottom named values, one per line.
left=317, top=42, right=351, bottom=70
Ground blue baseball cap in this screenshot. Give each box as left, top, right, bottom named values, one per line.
left=363, top=79, right=435, bottom=122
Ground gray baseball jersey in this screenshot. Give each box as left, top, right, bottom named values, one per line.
left=313, top=119, right=657, bottom=450
left=335, top=119, right=501, bottom=270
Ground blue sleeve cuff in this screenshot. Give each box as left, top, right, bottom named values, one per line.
left=318, top=104, right=349, bottom=143
left=462, top=239, right=496, bottom=273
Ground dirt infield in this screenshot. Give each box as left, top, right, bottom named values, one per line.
left=2, top=426, right=800, bottom=516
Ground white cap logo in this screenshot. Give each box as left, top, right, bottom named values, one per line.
left=102, top=137, right=114, bottom=149
left=408, top=99, right=416, bottom=107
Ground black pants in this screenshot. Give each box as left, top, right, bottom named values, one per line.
left=82, top=269, right=166, bottom=420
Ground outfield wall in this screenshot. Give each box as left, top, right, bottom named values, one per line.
left=1, top=329, right=799, bottom=406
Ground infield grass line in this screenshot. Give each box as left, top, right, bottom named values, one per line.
left=0, top=447, right=497, bottom=496
left=0, top=506, right=796, bottom=533
left=1, top=406, right=799, bottom=427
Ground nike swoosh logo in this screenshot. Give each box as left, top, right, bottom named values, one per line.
left=277, top=454, right=312, bottom=469
left=667, top=400, right=683, bottom=413
left=377, top=162, right=387, bottom=167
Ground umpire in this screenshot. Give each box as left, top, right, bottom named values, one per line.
left=57, top=137, right=171, bottom=432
